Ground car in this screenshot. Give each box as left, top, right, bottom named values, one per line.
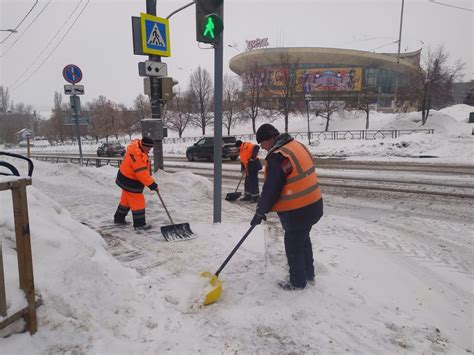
left=186, top=136, right=240, bottom=162
left=97, top=142, right=126, bottom=157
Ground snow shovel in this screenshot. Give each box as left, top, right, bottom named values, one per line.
left=201, top=224, right=256, bottom=305
left=225, top=171, right=245, bottom=201
left=156, top=190, right=194, bottom=242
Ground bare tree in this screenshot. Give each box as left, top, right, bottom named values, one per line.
left=0, top=102, right=36, bottom=143
left=189, top=66, right=213, bottom=135
left=223, top=74, right=242, bottom=135
left=166, top=90, right=193, bottom=137
left=0, top=86, right=10, bottom=114
left=89, top=96, right=119, bottom=141
left=273, top=53, right=300, bottom=133
left=49, top=91, right=67, bottom=142
left=241, top=61, right=268, bottom=133
left=410, top=45, right=465, bottom=125
left=346, top=88, right=377, bottom=129
left=314, top=91, right=342, bottom=132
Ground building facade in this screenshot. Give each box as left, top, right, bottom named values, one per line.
left=229, top=47, right=422, bottom=111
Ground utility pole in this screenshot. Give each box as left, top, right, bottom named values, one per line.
left=393, top=0, right=405, bottom=108
left=146, top=0, right=164, bottom=171
left=304, top=95, right=311, bottom=145
left=213, top=12, right=224, bottom=223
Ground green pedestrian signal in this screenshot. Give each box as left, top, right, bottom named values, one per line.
left=202, top=14, right=223, bottom=41
left=195, top=0, right=223, bottom=44
left=203, top=16, right=215, bottom=39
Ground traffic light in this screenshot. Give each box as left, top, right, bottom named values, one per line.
left=160, top=77, right=179, bottom=102
left=195, top=0, right=223, bottom=44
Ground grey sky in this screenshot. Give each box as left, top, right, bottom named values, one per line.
left=0, top=0, right=472, bottom=115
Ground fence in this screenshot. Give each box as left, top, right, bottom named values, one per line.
left=163, top=129, right=434, bottom=144
left=0, top=178, right=39, bottom=335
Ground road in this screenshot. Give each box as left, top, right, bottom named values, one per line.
left=30, top=152, right=474, bottom=199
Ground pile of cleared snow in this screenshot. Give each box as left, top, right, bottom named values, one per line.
left=439, top=104, right=473, bottom=122
left=0, top=185, right=161, bottom=352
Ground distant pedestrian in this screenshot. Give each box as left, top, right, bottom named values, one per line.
left=250, top=124, right=324, bottom=290
left=113, top=137, right=158, bottom=231
left=236, top=140, right=262, bottom=202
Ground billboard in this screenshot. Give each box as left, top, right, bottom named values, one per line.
left=297, top=67, right=362, bottom=92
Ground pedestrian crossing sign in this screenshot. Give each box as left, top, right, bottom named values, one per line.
left=140, top=13, right=171, bottom=57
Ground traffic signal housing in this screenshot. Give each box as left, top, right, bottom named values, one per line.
left=196, top=0, right=223, bottom=44
left=160, top=77, right=179, bottom=102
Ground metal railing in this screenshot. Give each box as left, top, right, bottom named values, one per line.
left=163, top=129, right=434, bottom=144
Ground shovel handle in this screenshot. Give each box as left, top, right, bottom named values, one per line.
left=156, top=190, right=174, bottom=225
left=235, top=171, right=245, bottom=193
left=215, top=224, right=256, bottom=277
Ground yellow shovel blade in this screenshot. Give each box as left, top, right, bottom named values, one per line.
left=201, top=271, right=223, bottom=306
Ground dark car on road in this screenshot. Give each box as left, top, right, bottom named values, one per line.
left=97, top=142, right=126, bottom=157
left=186, top=136, right=239, bottom=162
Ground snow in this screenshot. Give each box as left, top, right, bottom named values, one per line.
left=0, top=105, right=473, bottom=353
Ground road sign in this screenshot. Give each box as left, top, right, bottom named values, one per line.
left=62, top=64, right=83, bottom=84
left=138, top=61, right=167, bottom=77
left=140, top=13, right=171, bottom=57
left=64, top=85, right=85, bottom=95
left=64, top=117, right=90, bottom=126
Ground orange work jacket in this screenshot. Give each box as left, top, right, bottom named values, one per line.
left=239, top=142, right=258, bottom=170
left=116, top=139, right=155, bottom=193
left=265, top=140, right=321, bottom=212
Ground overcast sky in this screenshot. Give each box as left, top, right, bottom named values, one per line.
left=0, top=0, right=472, bottom=115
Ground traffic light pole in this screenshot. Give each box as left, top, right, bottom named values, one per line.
left=213, top=5, right=223, bottom=223
left=146, top=0, right=164, bottom=171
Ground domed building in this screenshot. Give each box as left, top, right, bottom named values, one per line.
left=229, top=47, right=421, bottom=112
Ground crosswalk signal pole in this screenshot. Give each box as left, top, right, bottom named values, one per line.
left=146, top=0, right=164, bottom=171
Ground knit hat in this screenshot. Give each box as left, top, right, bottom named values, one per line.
left=235, top=140, right=243, bottom=147
left=256, top=124, right=280, bottom=143
left=141, top=136, right=154, bottom=148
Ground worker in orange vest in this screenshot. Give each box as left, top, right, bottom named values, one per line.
left=113, top=136, right=158, bottom=231
left=236, top=140, right=262, bottom=202
left=251, top=124, right=323, bottom=290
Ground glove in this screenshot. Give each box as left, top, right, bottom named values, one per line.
left=148, top=182, right=158, bottom=191
left=250, top=212, right=266, bottom=226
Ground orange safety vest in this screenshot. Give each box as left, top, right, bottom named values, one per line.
left=239, top=142, right=258, bottom=170
left=265, top=140, right=321, bottom=212
left=116, top=139, right=154, bottom=193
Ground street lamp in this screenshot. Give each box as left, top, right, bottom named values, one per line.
left=304, top=94, right=311, bottom=145
left=227, top=44, right=241, bottom=53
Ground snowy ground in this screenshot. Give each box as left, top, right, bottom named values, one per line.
left=0, top=160, right=473, bottom=354
left=0, top=105, right=473, bottom=353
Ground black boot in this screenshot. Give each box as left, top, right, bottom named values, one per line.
left=240, top=194, right=251, bottom=201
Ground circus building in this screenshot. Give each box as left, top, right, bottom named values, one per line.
left=229, top=45, right=422, bottom=112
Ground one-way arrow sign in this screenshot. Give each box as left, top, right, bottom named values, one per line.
left=64, top=85, right=85, bottom=95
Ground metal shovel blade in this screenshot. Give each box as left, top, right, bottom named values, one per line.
left=201, top=271, right=223, bottom=306
left=160, top=223, right=194, bottom=242
left=225, top=192, right=241, bottom=201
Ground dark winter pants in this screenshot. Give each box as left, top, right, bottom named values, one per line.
left=243, top=160, right=260, bottom=199
left=283, top=227, right=314, bottom=288
left=114, top=190, right=147, bottom=227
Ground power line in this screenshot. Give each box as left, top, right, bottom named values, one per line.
left=0, top=0, right=39, bottom=44
left=10, top=0, right=90, bottom=91
left=428, top=0, right=474, bottom=12
left=370, top=40, right=399, bottom=52
left=8, top=0, right=86, bottom=90
left=0, top=0, right=52, bottom=58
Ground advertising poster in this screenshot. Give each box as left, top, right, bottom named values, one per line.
left=297, top=67, right=362, bottom=92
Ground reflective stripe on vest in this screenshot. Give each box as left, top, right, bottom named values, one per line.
left=269, top=140, right=321, bottom=212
